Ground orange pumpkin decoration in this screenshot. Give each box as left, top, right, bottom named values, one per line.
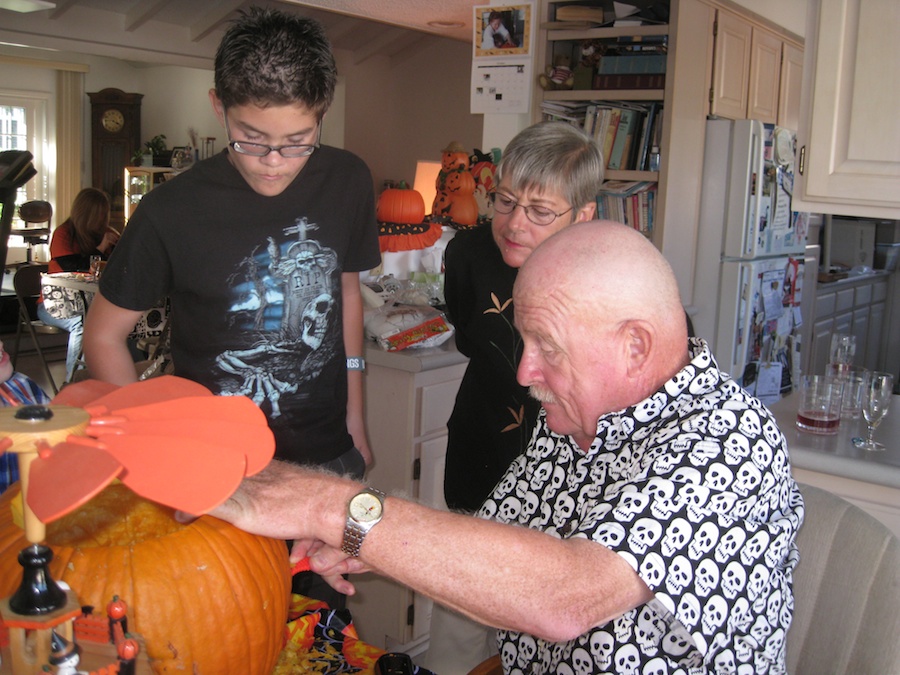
left=107, top=594, right=128, bottom=620
left=440, top=141, right=470, bottom=171
left=449, top=194, right=479, bottom=227
left=444, top=169, right=476, bottom=194
left=118, top=636, right=140, bottom=660
left=376, top=181, right=425, bottom=225
left=0, top=483, right=290, bottom=675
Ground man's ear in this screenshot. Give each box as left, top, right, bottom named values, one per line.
left=622, top=320, right=653, bottom=377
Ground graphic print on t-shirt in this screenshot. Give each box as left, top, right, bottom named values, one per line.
left=214, top=216, right=339, bottom=418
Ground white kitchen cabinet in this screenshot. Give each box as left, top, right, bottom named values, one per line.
left=710, top=8, right=751, bottom=120
left=777, top=42, right=804, bottom=130
left=710, top=7, right=802, bottom=126
left=346, top=345, right=467, bottom=652
left=793, top=0, right=900, bottom=219
left=808, top=274, right=891, bottom=375
left=746, top=25, right=781, bottom=123
left=866, top=302, right=885, bottom=372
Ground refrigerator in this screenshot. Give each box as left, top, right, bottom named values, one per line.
left=692, top=118, right=811, bottom=405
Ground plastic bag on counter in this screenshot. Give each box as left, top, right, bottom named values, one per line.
left=365, top=298, right=454, bottom=351
left=363, top=274, right=444, bottom=308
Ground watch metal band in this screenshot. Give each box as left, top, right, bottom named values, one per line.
left=346, top=356, right=366, bottom=371
left=341, top=487, right=386, bottom=557
left=341, top=521, right=368, bottom=557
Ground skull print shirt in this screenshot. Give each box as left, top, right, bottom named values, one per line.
left=480, top=338, right=803, bottom=675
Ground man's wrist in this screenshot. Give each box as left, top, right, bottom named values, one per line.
left=346, top=356, right=365, bottom=371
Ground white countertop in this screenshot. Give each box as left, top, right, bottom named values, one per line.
left=364, top=339, right=468, bottom=373
left=768, top=391, right=900, bottom=490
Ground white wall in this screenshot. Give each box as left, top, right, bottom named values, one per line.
left=340, top=38, right=483, bottom=192
left=1, top=38, right=479, bottom=200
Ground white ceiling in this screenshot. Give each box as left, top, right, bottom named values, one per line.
left=0, top=0, right=478, bottom=68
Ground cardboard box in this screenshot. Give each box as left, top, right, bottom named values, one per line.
left=830, top=218, right=876, bottom=268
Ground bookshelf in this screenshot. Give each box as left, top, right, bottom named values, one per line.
left=534, top=2, right=673, bottom=236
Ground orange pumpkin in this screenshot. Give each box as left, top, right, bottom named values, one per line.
left=376, top=182, right=425, bottom=225
left=444, top=169, right=476, bottom=194
left=0, top=483, right=290, bottom=675
left=449, top=194, right=479, bottom=227
left=118, top=637, right=140, bottom=660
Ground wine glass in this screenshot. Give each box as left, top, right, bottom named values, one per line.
left=852, top=372, right=894, bottom=451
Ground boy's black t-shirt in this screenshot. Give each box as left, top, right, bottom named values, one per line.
left=101, top=148, right=380, bottom=464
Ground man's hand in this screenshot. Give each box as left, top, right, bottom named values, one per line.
left=291, top=539, right=371, bottom=596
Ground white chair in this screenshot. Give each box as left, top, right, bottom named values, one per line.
left=788, top=483, right=900, bottom=674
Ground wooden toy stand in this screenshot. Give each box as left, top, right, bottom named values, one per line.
left=0, top=406, right=87, bottom=674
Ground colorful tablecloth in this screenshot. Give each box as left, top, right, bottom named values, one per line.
left=274, top=595, right=435, bottom=674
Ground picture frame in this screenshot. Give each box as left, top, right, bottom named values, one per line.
left=474, top=3, right=532, bottom=58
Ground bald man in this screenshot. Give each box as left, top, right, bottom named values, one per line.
left=205, top=221, right=802, bottom=674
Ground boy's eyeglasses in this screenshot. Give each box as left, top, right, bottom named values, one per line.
left=491, top=192, right=573, bottom=226
left=225, top=117, right=320, bottom=158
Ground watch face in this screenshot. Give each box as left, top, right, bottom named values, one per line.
left=102, top=108, right=125, bottom=133
left=349, top=492, right=383, bottom=523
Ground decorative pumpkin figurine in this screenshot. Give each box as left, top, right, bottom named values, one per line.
left=432, top=141, right=479, bottom=229
left=376, top=180, right=442, bottom=253
left=0, top=482, right=290, bottom=675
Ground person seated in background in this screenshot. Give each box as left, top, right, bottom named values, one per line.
left=37, top=187, right=118, bottom=381
left=0, top=338, right=52, bottom=494
left=202, top=221, right=804, bottom=674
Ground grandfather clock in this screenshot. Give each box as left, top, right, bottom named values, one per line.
left=89, top=88, right=142, bottom=230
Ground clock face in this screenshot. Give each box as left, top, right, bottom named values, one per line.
left=101, top=108, right=125, bottom=133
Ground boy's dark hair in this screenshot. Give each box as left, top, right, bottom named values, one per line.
left=214, top=6, right=336, bottom=118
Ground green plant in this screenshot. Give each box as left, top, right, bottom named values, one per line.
left=144, top=134, right=167, bottom=155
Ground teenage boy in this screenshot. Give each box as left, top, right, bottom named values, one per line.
left=83, top=7, right=380, bottom=604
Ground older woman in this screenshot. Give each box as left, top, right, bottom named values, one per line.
left=425, top=121, right=604, bottom=674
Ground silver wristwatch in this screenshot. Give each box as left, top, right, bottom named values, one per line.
left=341, top=487, right=386, bottom=557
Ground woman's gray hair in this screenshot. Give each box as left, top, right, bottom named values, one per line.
left=496, top=122, right=605, bottom=209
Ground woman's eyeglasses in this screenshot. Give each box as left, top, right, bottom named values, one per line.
left=491, top=192, right=573, bottom=226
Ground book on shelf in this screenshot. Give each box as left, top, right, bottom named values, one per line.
left=555, top=5, right=607, bottom=23
left=636, top=102, right=661, bottom=171
left=596, top=181, right=657, bottom=234
left=597, top=54, right=667, bottom=75
left=601, top=107, right=623, bottom=169
left=540, top=100, right=591, bottom=126
left=607, top=107, right=644, bottom=170
left=593, top=73, right=665, bottom=90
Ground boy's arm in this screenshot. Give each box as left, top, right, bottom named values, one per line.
left=83, top=293, right=145, bottom=386
left=342, top=273, right=372, bottom=467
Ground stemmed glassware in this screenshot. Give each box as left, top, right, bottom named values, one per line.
left=852, top=372, right=894, bottom=451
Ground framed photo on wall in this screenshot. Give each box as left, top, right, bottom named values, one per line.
left=474, top=3, right=532, bottom=59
